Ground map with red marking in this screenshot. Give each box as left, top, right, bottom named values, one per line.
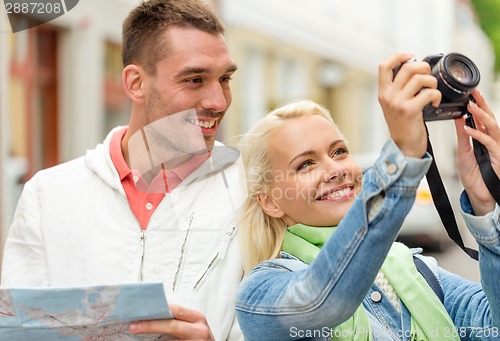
left=0, top=282, right=172, bottom=340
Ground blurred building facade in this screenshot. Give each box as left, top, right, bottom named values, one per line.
left=221, top=0, right=495, bottom=156
left=0, top=0, right=495, bottom=261
left=0, top=0, right=138, bottom=255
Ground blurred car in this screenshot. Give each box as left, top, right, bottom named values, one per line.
left=354, top=153, right=458, bottom=251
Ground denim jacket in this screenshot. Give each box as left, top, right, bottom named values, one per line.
left=236, top=139, right=500, bottom=341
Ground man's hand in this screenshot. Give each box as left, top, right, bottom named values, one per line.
left=454, top=90, right=500, bottom=215
left=129, top=304, right=215, bottom=340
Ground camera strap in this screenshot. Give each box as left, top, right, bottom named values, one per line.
left=425, top=130, right=479, bottom=260
left=425, top=114, right=500, bottom=260
left=465, top=114, right=500, bottom=205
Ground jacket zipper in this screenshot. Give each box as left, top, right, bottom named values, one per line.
left=139, top=229, right=147, bottom=281
left=172, top=213, right=194, bottom=292
left=193, top=225, right=236, bottom=291
left=140, top=229, right=147, bottom=248
left=193, top=253, right=219, bottom=291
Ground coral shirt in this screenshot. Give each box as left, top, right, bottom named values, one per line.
left=109, top=127, right=209, bottom=230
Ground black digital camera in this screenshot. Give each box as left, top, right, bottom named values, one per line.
left=395, top=53, right=481, bottom=121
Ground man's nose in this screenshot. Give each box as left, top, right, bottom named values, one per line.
left=201, top=82, right=227, bottom=113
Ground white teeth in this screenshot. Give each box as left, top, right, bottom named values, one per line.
left=188, top=119, right=215, bottom=128
left=323, top=188, right=351, bottom=200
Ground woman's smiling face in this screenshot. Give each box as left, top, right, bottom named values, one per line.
left=266, top=115, right=363, bottom=227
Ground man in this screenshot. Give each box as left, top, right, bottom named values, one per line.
left=1, top=1, right=246, bottom=339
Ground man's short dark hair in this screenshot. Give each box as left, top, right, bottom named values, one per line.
left=122, top=0, right=225, bottom=74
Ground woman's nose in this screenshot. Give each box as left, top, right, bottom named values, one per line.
left=323, top=161, right=347, bottom=183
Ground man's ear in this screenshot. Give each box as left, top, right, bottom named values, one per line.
left=257, top=193, right=284, bottom=219
left=122, top=64, right=146, bottom=104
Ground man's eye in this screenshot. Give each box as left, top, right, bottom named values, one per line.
left=186, top=78, right=202, bottom=84
left=220, top=76, right=233, bottom=83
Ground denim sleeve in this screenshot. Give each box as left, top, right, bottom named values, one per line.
left=460, top=191, right=500, bottom=249
left=236, top=139, right=432, bottom=340
left=439, top=192, right=500, bottom=338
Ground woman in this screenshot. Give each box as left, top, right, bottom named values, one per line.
left=235, top=52, right=500, bottom=340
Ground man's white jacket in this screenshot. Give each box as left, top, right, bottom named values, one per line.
left=1, top=127, right=247, bottom=340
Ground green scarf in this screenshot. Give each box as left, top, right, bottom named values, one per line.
left=282, top=224, right=459, bottom=341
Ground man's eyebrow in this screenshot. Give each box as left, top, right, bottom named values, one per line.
left=175, top=64, right=238, bottom=78
left=226, top=64, right=238, bottom=73
left=288, top=139, right=344, bottom=166
left=175, top=67, right=208, bottom=78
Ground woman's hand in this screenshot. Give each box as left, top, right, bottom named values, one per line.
left=378, top=52, right=441, bottom=158
left=129, top=304, right=215, bottom=340
left=454, top=90, right=500, bottom=215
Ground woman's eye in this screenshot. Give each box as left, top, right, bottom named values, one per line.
left=332, top=147, right=348, bottom=158
left=297, top=160, right=314, bottom=171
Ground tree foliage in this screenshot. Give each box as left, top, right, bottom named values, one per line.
left=471, top=0, right=500, bottom=72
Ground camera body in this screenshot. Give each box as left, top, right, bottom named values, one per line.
left=396, top=53, right=481, bottom=121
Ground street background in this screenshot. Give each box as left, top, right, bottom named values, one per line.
left=1, top=0, right=499, bottom=282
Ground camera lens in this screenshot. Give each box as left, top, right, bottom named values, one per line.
left=432, top=53, right=480, bottom=102
left=448, top=60, right=473, bottom=83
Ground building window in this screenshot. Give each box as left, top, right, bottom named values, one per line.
left=104, top=41, right=129, bottom=133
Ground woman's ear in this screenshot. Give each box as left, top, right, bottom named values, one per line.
left=257, top=193, right=284, bottom=219
left=122, top=64, right=146, bottom=104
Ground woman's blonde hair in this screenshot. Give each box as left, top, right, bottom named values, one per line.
left=238, top=100, right=341, bottom=273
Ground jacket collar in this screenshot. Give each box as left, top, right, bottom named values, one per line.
left=85, top=126, right=241, bottom=194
